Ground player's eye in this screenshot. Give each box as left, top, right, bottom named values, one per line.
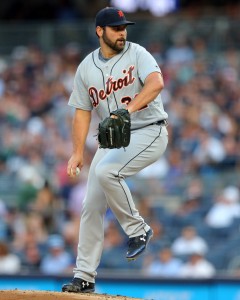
left=111, top=25, right=127, bottom=32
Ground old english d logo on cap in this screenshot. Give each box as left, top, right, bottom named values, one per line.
left=118, top=10, right=124, bottom=17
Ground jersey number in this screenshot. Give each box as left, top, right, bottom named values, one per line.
left=121, top=96, right=148, bottom=111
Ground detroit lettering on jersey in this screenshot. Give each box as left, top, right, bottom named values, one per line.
left=88, top=65, right=135, bottom=107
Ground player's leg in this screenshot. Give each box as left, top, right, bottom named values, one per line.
left=95, top=125, right=168, bottom=254
left=62, top=149, right=107, bottom=292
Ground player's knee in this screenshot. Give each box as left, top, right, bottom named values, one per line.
left=95, top=163, right=110, bottom=186
left=95, top=162, right=117, bottom=186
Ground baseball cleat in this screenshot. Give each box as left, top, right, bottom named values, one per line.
left=126, top=228, right=153, bottom=261
left=62, top=277, right=95, bottom=293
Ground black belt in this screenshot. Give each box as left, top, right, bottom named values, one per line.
left=149, top=119, right=168, bottom=126
left=131, top=119, right=168, bottom=131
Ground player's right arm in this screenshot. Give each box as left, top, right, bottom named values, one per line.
left=67, top=108, right=91, bottom=177
left=67, top=57, right=93, bottom=176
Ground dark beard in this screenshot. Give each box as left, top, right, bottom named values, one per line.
left=102, top=31, right=126, bottom=53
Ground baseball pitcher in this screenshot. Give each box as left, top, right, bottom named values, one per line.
left=62, top=7, right=168, bottom=293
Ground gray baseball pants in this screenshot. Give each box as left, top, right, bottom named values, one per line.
left=73, top=124, right=168, bottom=282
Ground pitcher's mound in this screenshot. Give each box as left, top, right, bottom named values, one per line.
left=0, top=290, right=141, bottom=300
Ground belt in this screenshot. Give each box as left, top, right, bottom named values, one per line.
left=131, top=119, right=168, bottom=131
left=149, top=119, right=168, bottom=126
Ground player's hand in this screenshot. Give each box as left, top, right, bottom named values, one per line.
left=67, top=154, right=83, bottom=177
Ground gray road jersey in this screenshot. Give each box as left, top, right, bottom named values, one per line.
left=68, top=42, right=168, bottom=129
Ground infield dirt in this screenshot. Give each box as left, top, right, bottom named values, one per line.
left=0, top=290, right=141, bottom=300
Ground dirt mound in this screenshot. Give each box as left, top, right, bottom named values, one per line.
left=0, top=290, right=141, bottom=300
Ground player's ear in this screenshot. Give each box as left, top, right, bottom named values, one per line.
left=96, top=26, right=104, bottom=38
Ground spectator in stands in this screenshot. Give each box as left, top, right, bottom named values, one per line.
left=175, top=196, right=201, bottom=219
left=163, top=147, right=185, bottom=194
left=221, top=134, right=239, bottom=169
left=136, top=196, right=156, bottom=224
left=147, top=219, right=171, bottom=252
left=30, top=181, right=62, bottom=233
left=11, top=217, right=48, bottom=259
left=62, top=213, right=80, bottom=257
left=166, top=33, right=195, bottom=65
left=143, top=247, right=182, bottom=277
left=205, top=186, right=240, bottom=228
left=0, top=241, right=21, bottom=274
left=179, top=252, right=216, bottom=278
left=173, top=178, right=210, bottom=224
left=99, top=221, right=133, bottom=270
left=193, top=128, right=226, bottom=174
left=21, top=242, right=42, bottom=274
left=40, top=234, right=72, bottom=275
left=171, top=226, right=208, bottom=257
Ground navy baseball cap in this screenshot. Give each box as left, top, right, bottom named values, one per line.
left=95, top=7, right=135, bottom=27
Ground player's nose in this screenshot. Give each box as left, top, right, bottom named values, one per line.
left=119, top=31, right=126, bottom=38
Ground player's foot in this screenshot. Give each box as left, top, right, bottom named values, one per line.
left=126, top=228, right=153, bottom=261
left=62, top=277, right=95, bottom=293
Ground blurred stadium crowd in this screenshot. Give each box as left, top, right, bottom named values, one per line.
left=0, top=8, right=240, bottom=279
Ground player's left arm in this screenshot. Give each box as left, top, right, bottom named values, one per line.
left=126, top=71, right=164, bottom=113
